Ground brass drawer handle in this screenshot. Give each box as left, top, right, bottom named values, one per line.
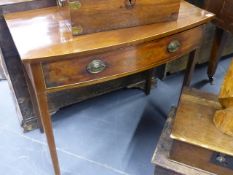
left=87, top=59, right=106, bottom=74
left=167, top=40, right=181, bottom=53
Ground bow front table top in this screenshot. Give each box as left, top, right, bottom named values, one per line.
left=4, top=1, right=214, bottom=174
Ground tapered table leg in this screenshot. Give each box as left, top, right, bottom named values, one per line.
left=29, top=63, right=61, bottom=175
left=183, top=49, right=199, bottom=87
left=207, top=27, right=228, bottom=84
left=144, top=69, right=154, bottom=95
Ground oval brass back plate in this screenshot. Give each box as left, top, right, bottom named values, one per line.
left=87, top=60, right=106, bottom=74
left=167, top=40, right=181, bottom=53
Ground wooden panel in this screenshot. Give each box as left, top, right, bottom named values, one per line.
left=205, top=0, right=233, bottom=21
left=204, top=0, right=223, bottom=16
left=4, top=1, right=214, bottom=63
left=205, top=0, right=233, bottom=32
left=42, top=27, right=202, bottom=90
left=170, top=88, right=233, bottom=157
left=63, top=0, right=180, bottom=35
left=170, top=140, right=233, bottom=175
left=152, top=106, right=213, bottom=175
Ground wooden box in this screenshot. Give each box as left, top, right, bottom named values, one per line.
left=170, top=140, right=233, bottom=175
left=152, top=89, right=233, bottom=175
left=58, top=0, right=181, bottom=35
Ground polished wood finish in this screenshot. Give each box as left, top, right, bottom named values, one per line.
left=214, top=59, right=233, bottom=136
left=43, top=27, right=202, bottom=91
left=207, top=27, right=228, bottom=82
left=59, top=0, right=181, bottom=35
left=5, top=2, right=214, bottom=174
left=204, top=0, right=233, bottom=82
left=4, top=2, right=214, bottom=63
left=170, top=140, right=233, bottom=175
left=171, top=88, right=233, bottom=157
left=153, top=88, right=233, bottom=175
left=29, top=63, right=60, bottom=175
left=0, top=0, right=155, bottom=131
left=183, top=49, right=199, bottom=86
left=152, top=106, right=213, bottom=175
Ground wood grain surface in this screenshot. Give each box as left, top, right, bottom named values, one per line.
left=42, top=27, right=202, bottom=91
left=60, top=0, right=180, bottom=35
left=170, top=140, right=233, bottom=175
left=152, top=105, right=214, bottom=175
left=171, top=88, right=233, bottom=157
left=4, top=1, right=214, bottom=63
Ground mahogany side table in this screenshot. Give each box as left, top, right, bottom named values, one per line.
left=5, top=2, right=214, bottom=174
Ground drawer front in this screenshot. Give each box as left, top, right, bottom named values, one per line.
left=42, top=27, right=203, bottom=90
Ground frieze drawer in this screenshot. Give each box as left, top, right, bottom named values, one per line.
left=42, top=26, right=203, bottom=90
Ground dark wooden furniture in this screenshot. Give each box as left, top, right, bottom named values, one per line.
left=5, top=2, right=213, bottom=174
left=152, top=88, right=233, bottom=175
left=152, top=106, right=215, bottom=175
left=205, top=0, right=233, bottom=82
left=58, top=0, right=181, bottom=35
left=171, top=88, right=233, bottom=157
left=160, top=0, right=233, bottom=80
left=0, top=0, right=57, bottom=131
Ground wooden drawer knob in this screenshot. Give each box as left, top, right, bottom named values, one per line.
left=87, top=59, right=106, bottom=74
left=167, top=40, right=181, bottom=53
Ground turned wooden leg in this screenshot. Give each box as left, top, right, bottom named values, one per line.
left=183, top=49, right=199, bottom=87
left=29, top=63, right=61, bottom=175
left=207, top=27, right=228, bottom=84
left=145, top=68, right=154, bottom=95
